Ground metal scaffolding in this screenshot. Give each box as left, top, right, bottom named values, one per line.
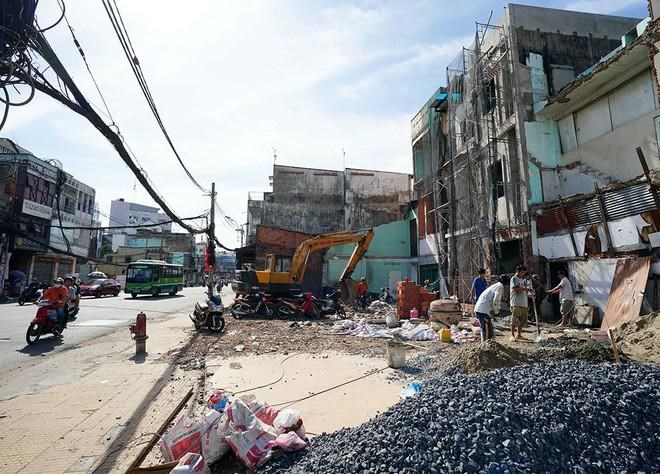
left=443, top=21, right=520, bottom=300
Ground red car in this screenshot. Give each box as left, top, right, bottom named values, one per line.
left=80, top=279, right=121, bottom=298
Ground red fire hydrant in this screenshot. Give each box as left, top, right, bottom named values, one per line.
left=129, top=312, right=148, bottom=356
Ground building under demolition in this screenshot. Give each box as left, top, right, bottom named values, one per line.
left=246, top=164, right=412, bottom=243
left=414, top=4, right=642, bottom=300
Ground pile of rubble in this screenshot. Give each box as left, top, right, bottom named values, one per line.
left=261, top=361, right=660, bottom=473
left=616, top=312, right=660, bottom=364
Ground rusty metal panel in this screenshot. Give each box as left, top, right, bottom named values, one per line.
left=601, top=256, right=651, bottom=329
left=537, top=184, right=657, bottom=235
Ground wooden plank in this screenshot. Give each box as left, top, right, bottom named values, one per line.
left=601, top=256, right=651, bottom=329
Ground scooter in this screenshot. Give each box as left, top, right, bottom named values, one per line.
left=276, top=293, right=320, bottom=319
left=379, top=287, right=394, bottom=304
left=18, top=281, right=48, bottom=306
left=313, top=289, right=346, bottom=318
left=230, top=292, right=276, bottom=319
left=189, top=293, right=225, bottom=332
left=26, top=301, right=65, bottom=345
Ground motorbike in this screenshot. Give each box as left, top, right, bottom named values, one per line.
left=18, top=281, right=48, bottom=306
left=379, top=287, right=394, bottom=304
left=352, top=292, right=374, bottom=311
left=189, top=293, right=225, bottom=332
left=230, top=292, right=276, bottom=319
left=26, top=301, right=65, bottom=345
left=276, top=293, right=320, bottom=319
left=313, top=289, right=346, bottom=318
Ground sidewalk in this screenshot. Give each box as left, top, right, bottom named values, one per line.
left=0, top=312, right=200, bottom=474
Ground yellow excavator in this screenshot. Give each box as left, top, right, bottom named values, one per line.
left=235, top=228, right=374, bottom=296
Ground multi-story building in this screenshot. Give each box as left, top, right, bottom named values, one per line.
left=428, top=4, right=639, bottom=299
left=0, top=138, right=97, bottom=289
left=108, top=198, right=171, bottom=251
left=524, top=12, right=660, bottom=323
left=246, top=164, right=412, bottom=244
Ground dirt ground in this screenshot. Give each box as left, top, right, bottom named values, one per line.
left=149, top=310, right=652, bottom=473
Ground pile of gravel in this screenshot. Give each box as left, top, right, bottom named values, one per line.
left=261, top=361, right=660, bottom=473
left=530, top=335, right=613, bottom=363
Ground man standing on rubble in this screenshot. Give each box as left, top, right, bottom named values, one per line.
left=470, top=268, right=488, bottom=303
left=474, top=274, right=510, bottom=341
left=549, top=270, right=574, bottom=326
left=510, top=265, right=532, bottom=341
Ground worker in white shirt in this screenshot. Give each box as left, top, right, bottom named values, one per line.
left=549, top=270, right=574, bottom=326
left=474, top=274, right=510, bottom=341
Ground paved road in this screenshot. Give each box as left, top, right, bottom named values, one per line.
left=0, top=285, right=234, bottom=375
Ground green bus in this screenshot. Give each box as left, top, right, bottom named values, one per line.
left=125, top=260, right=184, bottom=298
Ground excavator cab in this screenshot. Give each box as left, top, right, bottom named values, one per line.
left=236, top=228, right=374, bottom=296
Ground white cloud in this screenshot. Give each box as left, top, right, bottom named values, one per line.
left=5, top=0, right=469, bottom=245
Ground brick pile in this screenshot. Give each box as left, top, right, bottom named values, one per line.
left=396, top=281, right=437, bottom=318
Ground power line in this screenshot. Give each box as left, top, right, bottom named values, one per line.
left=101, top=0, right=209, bottom=194
left=6, top=214, right=206, bottom=232
left=62, top=12, right=115, bottom=124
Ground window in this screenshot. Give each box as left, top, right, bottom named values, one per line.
left=275, top=257, right=291, bottom=272
left=23, top=174, right=55, bottom=206
left=127, top=266, right=152, bottom=283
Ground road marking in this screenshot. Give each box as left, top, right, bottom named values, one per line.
left=70, top=319, right=128, bottom=327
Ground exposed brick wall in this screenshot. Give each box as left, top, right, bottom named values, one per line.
left=255, top=225, right=323, bottom=295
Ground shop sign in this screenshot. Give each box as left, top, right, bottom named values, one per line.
left=22, top=199, right=53, bottom=220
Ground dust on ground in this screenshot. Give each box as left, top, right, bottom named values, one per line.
left=162, top=317, right=435, bottom=370
left=616, top=312, right=660, bottom=364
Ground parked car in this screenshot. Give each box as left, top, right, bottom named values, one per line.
left=80, top=279, right=121, bottom=298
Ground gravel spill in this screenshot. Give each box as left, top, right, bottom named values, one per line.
left=260, top=361, right=660, bottom=473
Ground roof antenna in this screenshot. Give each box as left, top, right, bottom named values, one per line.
left=273, top=147, right=278, bottom=164
left=342, top=147, right=346, bottom=169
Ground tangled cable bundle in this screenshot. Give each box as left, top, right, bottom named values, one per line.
left=0, top=0, right=63, bottom=131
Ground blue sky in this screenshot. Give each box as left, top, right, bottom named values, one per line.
left=2, top=0, right=649, bottom=244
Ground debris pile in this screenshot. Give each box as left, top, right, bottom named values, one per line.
left=159, top=390, right=308, bottom=471
left=616, top=312, right=660, bottom=364
left=261, top=361, right=660, bottom=473
left=330, top=319, right=438, bottom=341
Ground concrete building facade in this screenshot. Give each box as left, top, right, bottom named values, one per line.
left=435, top=3, right=639, bottom=300
left=108, top=198, right=171, bottom=251
left=0, top=138, right=97, bottom=291
left=246, top=164, right=411, bottom=244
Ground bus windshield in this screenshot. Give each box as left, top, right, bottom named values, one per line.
left=127, top=266, right=152, bottom=283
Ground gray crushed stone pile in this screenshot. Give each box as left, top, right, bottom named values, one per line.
left=260, top=361, right=660, bottom=473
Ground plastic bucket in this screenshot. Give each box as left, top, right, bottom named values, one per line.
left=386, top=341, right=406, bottom=368
left=440, top=328, right=452, bottom=343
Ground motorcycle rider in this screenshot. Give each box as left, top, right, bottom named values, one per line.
left=40, top=277, right=68, bottom=328
left=63, top=275, right=79, bottom=324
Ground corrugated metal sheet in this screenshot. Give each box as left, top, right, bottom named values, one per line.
left=537, top=183, right=657, bottom=235
left=601, top=257, right=650, bottom=329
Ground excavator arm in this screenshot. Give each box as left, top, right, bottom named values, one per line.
left=289, top=229, right=375, bottom=283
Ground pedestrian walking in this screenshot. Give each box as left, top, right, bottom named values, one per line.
left=470, top=268, right=488, bottom=304
left=549, top=270, right=574, bottom=326
left=474, top=274, right=510, bottom=341
left=510, top=265, right=532, bottom=340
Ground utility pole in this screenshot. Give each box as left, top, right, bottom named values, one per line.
left=207, top=182, right=216, bottom=295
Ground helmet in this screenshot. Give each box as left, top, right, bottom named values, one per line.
left=54, top=277, right=64, bottom=285
left=360, top=277, right=366, bottom=281
left=64, top=275, right=73, bottom=282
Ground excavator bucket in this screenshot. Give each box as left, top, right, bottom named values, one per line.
left=339, top=278, right=359, bottom=304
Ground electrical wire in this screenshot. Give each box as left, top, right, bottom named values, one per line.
left=1, top=2, right=211, bottom=237
left=6, top=213, right=206, bottom=231
left=62, top=11, right=115, bottom=124
left=101, top=0, right=209, bottom=194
